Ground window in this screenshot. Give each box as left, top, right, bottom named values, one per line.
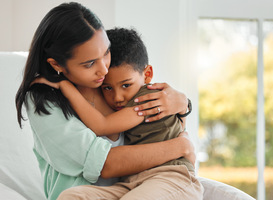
left=263, top=20, right=273, bottom=199
left=197, top=18, right=270, bottom=199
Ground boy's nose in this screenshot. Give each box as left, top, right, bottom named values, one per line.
left=114, top=92, right=124, bottom=103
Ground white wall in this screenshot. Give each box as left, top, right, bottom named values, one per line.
left=0, top=0, right=200, bottom=156
left=197, top=0, right=273, bottom=19
left=115, top=0, right=181, bottom=86
left=0, top=0, right=13, bottom=51
left=115, top=0, right=200, bottom=157
left=0, top=0, right=116, bottom=51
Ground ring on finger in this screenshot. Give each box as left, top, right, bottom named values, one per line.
left=157, top=107, right=161, bottom=114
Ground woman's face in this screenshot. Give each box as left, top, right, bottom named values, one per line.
left=61, top=29, right=111, bottom=89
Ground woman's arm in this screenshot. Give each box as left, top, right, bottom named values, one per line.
left=133, top=83, right=189, bottom=130
left=28, top=93, right=195, bottom=180
left=101, top=131, right=195, bottom=178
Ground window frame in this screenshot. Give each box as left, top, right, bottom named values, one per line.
left=195, top=1, right=273, bottom=199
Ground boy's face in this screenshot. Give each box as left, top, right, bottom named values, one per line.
left=101, top=64, right=145, bottom=111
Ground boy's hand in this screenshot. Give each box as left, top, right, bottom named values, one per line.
left=31, top=77, right=60, bottom=89
left=133, top=82, right=188, bottom=122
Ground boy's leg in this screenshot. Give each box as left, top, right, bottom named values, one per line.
left=119, top=165, right=204, bottom=200
left=57, top=184, right=129, bottom=200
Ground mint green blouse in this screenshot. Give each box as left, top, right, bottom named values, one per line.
left=26, top=96, right=112, bottom=200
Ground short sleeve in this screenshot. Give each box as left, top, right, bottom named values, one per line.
left=26, top=95, right=112, bottom=183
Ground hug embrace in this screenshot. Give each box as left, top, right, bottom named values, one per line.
left=16, top=2, right=203, bottom=200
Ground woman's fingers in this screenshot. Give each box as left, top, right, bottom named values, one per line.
left=179, top=131, right=189, bottom=139
left=146, top=82, right=169, bottom=90
left=134, top=99, right=160, bottom=112
left=136, top=104, right=167, bottom=122
left=134, top=92, right=159, bottom=105
left=134, top=91, right=167, bottom=110
left=178, top=131, right=196, bottom=166
left=144, top=112, right=165, bottom=122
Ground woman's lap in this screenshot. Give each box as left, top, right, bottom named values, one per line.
left=57, top=165, right=203, bottom=200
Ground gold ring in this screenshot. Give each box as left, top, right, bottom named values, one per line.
left=157, top=107, right=161, bottom=114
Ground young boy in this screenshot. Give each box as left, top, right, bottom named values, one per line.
left=103, top=28, right=194, bottom=170
left=83, top=28, right=203, bottom=199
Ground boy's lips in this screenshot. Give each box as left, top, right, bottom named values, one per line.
left=115, top=106, right=125, bottom=111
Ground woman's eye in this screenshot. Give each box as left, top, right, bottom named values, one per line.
left=105, top=48, right=110, bottom=56
left=122, top=84, right=131, bottom=88
left=103, top=86, right=112, bottom=91
left=85, top=61, right=94, bottom=68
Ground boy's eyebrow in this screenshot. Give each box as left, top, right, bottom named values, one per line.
left=102, top=78, right=133, bottom=85
left=119, top=78, right=132, bottom=83
left=79, top=44, right=111, bottom=65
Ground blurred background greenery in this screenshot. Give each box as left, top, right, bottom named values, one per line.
left=197, top=19, right=273, bottom=200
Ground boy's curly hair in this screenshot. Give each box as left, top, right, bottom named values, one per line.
left=106, top=27, right=149, bottom=73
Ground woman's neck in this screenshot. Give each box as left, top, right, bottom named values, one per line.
left=76, top=86, right=98, bottom=102
left=76, top=86, right=119, bottom=141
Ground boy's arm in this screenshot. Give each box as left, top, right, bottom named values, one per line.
left=59, top=81, right=144, bottom=136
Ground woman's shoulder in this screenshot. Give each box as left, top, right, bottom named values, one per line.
left=26, top=85, right=76, bottom=120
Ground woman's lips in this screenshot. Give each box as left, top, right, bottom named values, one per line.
left=95, top=77, right=105, bottom=83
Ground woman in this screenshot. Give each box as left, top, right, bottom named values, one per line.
left=16, top=2, right=194, bottom=200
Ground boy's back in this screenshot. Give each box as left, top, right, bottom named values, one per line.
left=125, top=85, right=194, bottom=172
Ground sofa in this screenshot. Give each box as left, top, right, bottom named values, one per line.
left=0, top=52, right=256, bottom=200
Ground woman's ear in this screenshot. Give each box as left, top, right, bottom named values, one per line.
left=144, top=65, right=153, bottom=84
left=47, top=58, right=63, bottom=74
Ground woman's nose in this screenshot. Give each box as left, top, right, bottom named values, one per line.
left=96, top=63, right=108, bottom=76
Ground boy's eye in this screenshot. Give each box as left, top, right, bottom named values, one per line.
left=102, top=86, right=112, bottom=91
left=122, top=84, right=131, bottom=88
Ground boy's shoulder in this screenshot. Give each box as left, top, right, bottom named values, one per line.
left=136, top=84, right=160, bottom=97
left=126, top=84, right=160, bottom=107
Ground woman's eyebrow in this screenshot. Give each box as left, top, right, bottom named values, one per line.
left=79, top=59, right=95, bottom=65
left=104, top=43, right=111, bottom=55
left=79, top=43, right=111, bottom=65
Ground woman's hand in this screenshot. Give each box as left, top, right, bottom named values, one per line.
left=134, top=83, right=188, bottom=122
left=102, top=130, right=196, bottom=178
left=178, top=131, right=196, bottom=167
left=31, top=77, right=60, bottom=89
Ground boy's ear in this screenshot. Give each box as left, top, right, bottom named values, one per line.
left=47, top=58, right=64, bottom=74
left=144, top=65, right=153, bottom=84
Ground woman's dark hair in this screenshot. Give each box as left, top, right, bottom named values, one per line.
left=16, top=2, right=104, bottom=128
left=106, top=28, right=148, bottom=74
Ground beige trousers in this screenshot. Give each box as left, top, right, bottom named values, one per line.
left=57, top=165, right=204, bottom=200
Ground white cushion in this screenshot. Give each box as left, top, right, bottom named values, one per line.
left=0, top=52, right=46, bottom=200
left=198, top=177, right=256, bottom=200
left=0, top=183, right=27, bottom=200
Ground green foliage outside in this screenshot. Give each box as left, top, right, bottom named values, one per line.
left=228, top=181, right=273, bottom=199
left=199, top=34, right=273, bottom=167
